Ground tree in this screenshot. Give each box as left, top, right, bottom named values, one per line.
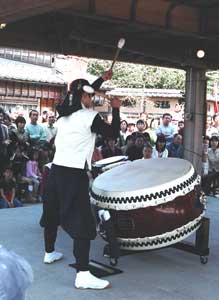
left=87, top=59, right=186, bottom=90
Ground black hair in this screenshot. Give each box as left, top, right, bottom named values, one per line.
left=155, top=134, right=166, bottom=152
left=213, top=113, right=219, bottom=121
left=29, top=110, right=39, bottom=118
left=125, top=135, right=135, bottom=145
left=136, top=119, right=145, bottom=125
left=56, top=79, right=93, bottom=118
left=15, top=116, right=26, bottom=127
left=162, top=113, right=172, bottom=119
left=3, top=114, right=11, bottom=122
left=210, top=135, right=219, bottom=146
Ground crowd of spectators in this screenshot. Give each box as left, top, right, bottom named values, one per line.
left=1, top=105, right=218, bottom=209
left=0, top=108, right=56, bottom=208
left=202, top=114, right=219, bottom=196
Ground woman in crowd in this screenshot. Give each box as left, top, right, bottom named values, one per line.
left=118, top=120, right=129, bottom=147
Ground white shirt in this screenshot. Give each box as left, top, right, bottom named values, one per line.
left=53, top=108, right=98, bottom=170
left=207, top=148, right=219, bottom=172
left=152, top=148, right=168, bottom=158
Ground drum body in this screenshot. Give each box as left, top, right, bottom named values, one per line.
left=91, top=158, right=206, bottom=250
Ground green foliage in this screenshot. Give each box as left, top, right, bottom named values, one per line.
left=87, top=59, right=186, bottom=89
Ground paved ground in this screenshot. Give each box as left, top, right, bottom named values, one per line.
left=0, top=196, right=219, bottom=300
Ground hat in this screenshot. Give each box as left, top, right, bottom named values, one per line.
left=69, top=79, right=94, bottom=95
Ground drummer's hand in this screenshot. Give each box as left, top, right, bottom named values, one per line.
left=102, top=69, right=113, bottom=81
left=110, top=97, right=121, bottom=109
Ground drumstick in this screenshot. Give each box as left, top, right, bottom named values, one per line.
left=110, top=38, right=126, bottom=70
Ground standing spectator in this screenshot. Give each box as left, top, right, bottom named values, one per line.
left=127, top=122, right=135, bottom=134
left=205, top=116, right=214, bottom=138
left=0, top=166, right=22, bottom=208
left=132, top=119, right=147, bottom=140
left=101, top=137, right=122, bottom=158
left=152, top=135, right=168, bottom=158
left=14, top=116, right=29, bottom=145
left=118, top=120, right=129, bottom=147
left=155, top=113, right=177, bottom=144
left=202, top=136, right=219, bottom=195
left=26, top=149, right=42, bottom=201
left=0, top=108, right=10, bottom=173
left=167, top=134, right=183, bottom=158
left=43, top=111, right=57, bottom=144
left=211, top=113, right=219, bottom=137
left=25, top=110, right=47, bottom=147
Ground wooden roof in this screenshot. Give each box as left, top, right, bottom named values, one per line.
left=0, top=0, right=219, bottom=69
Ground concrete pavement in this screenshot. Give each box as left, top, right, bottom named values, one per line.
left=0, top=197, right=219, bottom=300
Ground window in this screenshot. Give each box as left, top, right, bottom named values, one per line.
left=154, top=101, right=170, bottom=109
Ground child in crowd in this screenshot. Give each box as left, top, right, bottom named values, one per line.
left=152, top=134, right=168, bottom=158
left=26, top=149, right=42, bottom=201
left=142, top=143, right=153, bottom=159
left=0, top=166, right=22, bottom=208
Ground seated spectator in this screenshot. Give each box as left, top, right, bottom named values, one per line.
left=121, top=135, right=135, bottom=155
left=167, top=134, right=183, bottom=158
left=142, top=143, right=153, bottom=159
left=155, top=113, right=177, bottom=145
left=126, top=144, right=142, bottom=161
left=26, top=149, right=42, bottom=201
left=118, top=120, right=129, bottom=147
left=152, top=135, right=168, bottom=158
left=101, top=137, right=122, bottom=158
left=134, top=134, right=145, bottom=158
left=0, top=166, right=22, bottom=208
left=178, top=121, right=184, bottom=141
left=11, top=146, right=32, bottom=202
left=202, top=136, right=219, bottom=196
left=25, top=110, right=47, bottom=147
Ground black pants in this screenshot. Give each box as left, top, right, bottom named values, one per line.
left=44, top=226, right=90, bottom=271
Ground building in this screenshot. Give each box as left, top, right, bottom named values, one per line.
left=94, top=87, right=218, bottom=123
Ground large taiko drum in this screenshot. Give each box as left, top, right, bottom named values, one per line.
left=91, top=158, right=206, bottom=251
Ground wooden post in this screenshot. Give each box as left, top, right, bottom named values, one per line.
left=184, top=68, right=207, bottom=175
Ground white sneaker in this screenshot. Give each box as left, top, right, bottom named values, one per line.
left=44, top=251, right=63, bottom=264
left=75, top=271, right=111, bottom=290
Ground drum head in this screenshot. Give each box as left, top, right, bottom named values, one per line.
left=91, top=158, right=200, bottom=210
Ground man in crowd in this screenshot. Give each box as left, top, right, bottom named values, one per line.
left=43, top=111, right=57, bottom=144
left=167, top=133, right=183, bottom=158
left=25, top=110, right=47, bottom=147
left=156, top=113, right=177, bottom=145
left=0, top=108, right=10, bottom=173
